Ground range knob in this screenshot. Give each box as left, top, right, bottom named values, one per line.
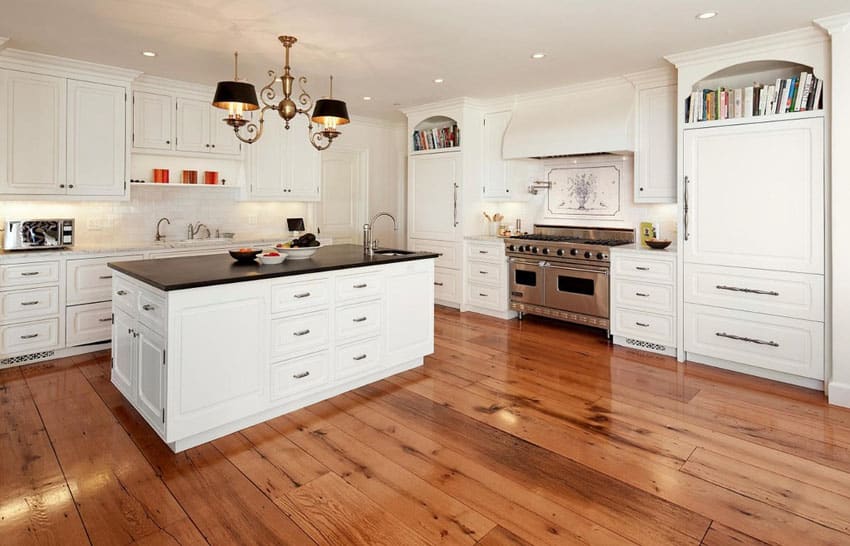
left=596, top=252, right=605, bottom=260
left=507, top=244, right=516, bottom=251
left=570, top=248, right=579, bottom=256
left=531, top=246, right=539, bottom=254
left=541, top=248, right=550, bottom=255
left=556, top=249, right=565, bottom=256
left=584, top=251, right=593, bottom=259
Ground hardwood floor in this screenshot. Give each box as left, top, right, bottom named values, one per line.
left=2, top=306, right=850, bottom=545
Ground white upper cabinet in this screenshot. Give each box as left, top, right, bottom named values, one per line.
left=244, top=114, right=320, bottom=201
left=209, top=108, right=241, bottom=155
left=482, top=111, right=536, bottom=201
left=635, top=85, right=676, bottom=203
left=175, top=97, right=209, bottom=153
left=247, top=121, right=287, bottom=198
left=67, top=80, right=126, bottom=196
left=408, top=153, right=460, bottom=241
left=1, top=70, right=67, bottom=194
left=133, top=91, right=173, bottom=150
left=683, top=116, right=824, bottom=274
left=288, top=116, right=321, bottom=200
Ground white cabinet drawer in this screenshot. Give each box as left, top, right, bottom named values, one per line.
left=684, top=303, right=823, bottom=380
left=336, top=270, right=383, bottom=303
left=612, top=255, right=674, bottom=284
left=112, top=277, right=139, bottom=316
left=0, top=287, right=59, bottom=323
left=0, top=261, right=60, bottom=288
left=137, top=289, right=166, bottom=331
left=335, top=337, right=382, bottom=382
left=612, top=280, right=674, bottom=315
left=612, top=308, right=675, bottom=345
left=0, top=318, right=59, bottom=355
left=433, top=267, right=460, bottom=304
left=271, top=311, right=330, bottom=358
left=467, top=283, right=505, bottom=311
left=466, top=260, right=503, bottom=287
left=270, top=351, right=330, bottom=401
left=271, top=278, right=331, bottom=314
left=466, top=242, right=504, bottom=263
left=684, top=264, right=824, bottom=322
left=66, top=301, right=113, bottom=347
left=410, top=239, right=460, bottom=269
left=336, top=301, right=382, bottom=341
left=67, top=255, right=143, bottom=305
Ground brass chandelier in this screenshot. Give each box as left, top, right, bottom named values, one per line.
left=212, top=35, right=350, bottom=151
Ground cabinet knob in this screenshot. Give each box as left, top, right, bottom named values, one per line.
left=166, top=140, right=171, bottom=144
left=639, top=187, right=644, bottom=191
left=68, top=184, right=74, bottom=189
left=205, top=144, right=210, bottom=148
left=59, top=184, right=65, bottom=188
left=211, top=144, right=216, bottom=148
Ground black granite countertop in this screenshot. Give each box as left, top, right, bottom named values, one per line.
left=107, top=244, right=439, bottom=291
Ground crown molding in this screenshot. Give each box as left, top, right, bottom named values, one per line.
left=515, top=75, right=634, bottom=106
left=815, top=13, right=850, bottom=35
left=623, top=66, right=676, bottom=88
left=400, top=97, right=485, bottom=116
left=349, top=114, right=405, bottom=130
left=0, top=48, right=140, bottom=84
left=133, top=74, right=215, bottom=97
left=665, top=26, right=828, bottom=68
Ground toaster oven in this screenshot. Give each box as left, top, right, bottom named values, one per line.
left=3, top=219, right=75, bottom=250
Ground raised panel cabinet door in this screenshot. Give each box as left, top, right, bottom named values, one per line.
left=67, top=80, right=126, bottom=196
left=482, top=111, right=510, bottom=198
left=66, top=301, right=113, bottom=347
left=246, top=121, right=288, bottom=198
left=635, top=85, right=676, bottom=203
left=136, top=322, right=166, bottom=434
left=288, top=115, right=321, bottom=200
left=2, top=70, right=66, bottom=194
left=683, top=117, right=824, bottom=274
left=111, top=308, right=136, bottom=403
left=384, top=260, right=435, bottom=365
left=133, top=91, right=173, bottom=150
left=175, top=97, right=210, bottom=153
left=209, top=105, right=241, bottom=155
left=409, top=153, right=460, bottom=241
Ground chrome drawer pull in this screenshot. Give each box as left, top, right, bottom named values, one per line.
left=99, top=275, right=113, bottom=280
left=116, top=290, right=128, bottom=296
left=352, top=317, right=367, bottom=323
left=20, top=300, right=40, bottom=306
left=479, top=293, right=488, bottom=297
left=716, top=285, right=779, bottom=296
left=293, top=292, right=311, bottom=299
left=716, top=332, right=779, bottom=347
left=353, top=283, right=368, bottom=289
left=20, top=271, right=40, bottom=276
left=635, top=266, right=650, bottom=271
left=353, top=354, right=367, bottom=361
left=99, top=317, right=112, bottom=322
left=434, top=282, right=444, bottom=286
left=635, top=322, right=650, bottom=328
left=293, top=329, right=311, bottom=336
left=292, top=371, right=310, bottom=379
left=142, top=304, right=155, bottom=311
left=478, top=250, right=489, bottom=254
left=20, top=333, right=39, bottom=339
left=635, top=292, right=650, bottom=297
left=479, top=270, right=488, bottom=274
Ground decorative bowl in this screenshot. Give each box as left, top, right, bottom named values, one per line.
left=645, top=238, right=672, bottom=250
left=228, top=249, right=262, bottom=262
left=276, top=246, right=319, bottom=260
left=258, top=252, right=287, bottom=265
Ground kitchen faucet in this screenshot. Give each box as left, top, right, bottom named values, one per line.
left=187, top=222, right=211, bottom=240
left=363, top=212, right=398, bottom=256
left=155, top=217, right=171, bottom=242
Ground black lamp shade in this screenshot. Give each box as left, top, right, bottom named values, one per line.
left=212, top=80, right=260, bottom=111
left=312, top=98, right=350, bottom=126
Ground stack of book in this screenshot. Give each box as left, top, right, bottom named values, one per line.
left=685, top=71, right=823, bottom=123
left=412, top=124, right=460, bottom=151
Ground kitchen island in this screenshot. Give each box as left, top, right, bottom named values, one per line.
left=107, top=245, right=438, bottom=452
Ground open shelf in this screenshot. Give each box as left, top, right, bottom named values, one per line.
left=411, top=115, right=460, bottom=153
left=683, top=109, right=824, bottom=130
left=129, top=182, right=238, bottom=190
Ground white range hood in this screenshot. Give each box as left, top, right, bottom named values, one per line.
left=502, top=82, right=636, bottom=159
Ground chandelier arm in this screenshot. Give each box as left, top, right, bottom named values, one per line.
left=309, top=128, right=332, bottom=151
left=296, top=76, right=314, bottom=114
left=232, top=105, right=273, bottom=144
left=259, top=70, right=280, bottom=109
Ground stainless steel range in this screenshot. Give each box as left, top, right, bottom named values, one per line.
left=505, top=225, right=635, bottom=332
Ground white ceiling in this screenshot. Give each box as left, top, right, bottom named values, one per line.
left=1, top=0, right=847, bottom=120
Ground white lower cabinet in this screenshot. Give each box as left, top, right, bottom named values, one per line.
left=67, top=255, right=143, bottom=305
left=410, top=238, right=461, bottom=308
left=66, top=301, right=113, bottom=347
left=462, top=239, right=514, bottom=319
left=112, top=258, right=435, bottom=452
left=0, top=318, right=59, bottom=355
left=0, top=286, right=60, bottom=323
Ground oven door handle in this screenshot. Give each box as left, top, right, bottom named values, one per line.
left=543, top=263, right=609, bottom=276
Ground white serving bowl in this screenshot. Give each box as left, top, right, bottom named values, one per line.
left=276, top=246, right=319, bottom=260
left=258, top=253, right=287, bottom=265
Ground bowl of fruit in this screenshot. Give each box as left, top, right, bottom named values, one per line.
left=275, top=233, right=321, bottom=260
left=258, top=250, right=287, bottom=265
left=228, top=248, right=262, bottom=263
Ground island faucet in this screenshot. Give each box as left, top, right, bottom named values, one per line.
left=187, top=222, right=211, bottom=240
left=155, top=217, right=171, bottom=242
left=363, top=212, right=398, bottom=256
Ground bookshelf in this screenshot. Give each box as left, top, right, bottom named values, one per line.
left=411, top=115, right=461, bottom=153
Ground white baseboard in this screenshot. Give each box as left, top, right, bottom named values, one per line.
left=461, top=304, right=517, bottom=320
left=827, top=381, right=850, bottom=408
left=687, top=351, right=824, bottom=391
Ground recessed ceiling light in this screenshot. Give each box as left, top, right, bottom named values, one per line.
left=362, top=96, right=372, bottom=101
left=433, top=78, right=444, bottom=84
left=531, top=53, right=546, bottom=59
left=696, top=11, right=717, bottom=20
left=141, top=50, right=157, bottom=57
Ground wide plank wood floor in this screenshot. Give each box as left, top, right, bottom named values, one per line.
left=3, top=306, right=850, bottom=545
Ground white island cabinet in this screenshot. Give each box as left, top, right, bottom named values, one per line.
left=109, top=248, right=435, bottom=452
